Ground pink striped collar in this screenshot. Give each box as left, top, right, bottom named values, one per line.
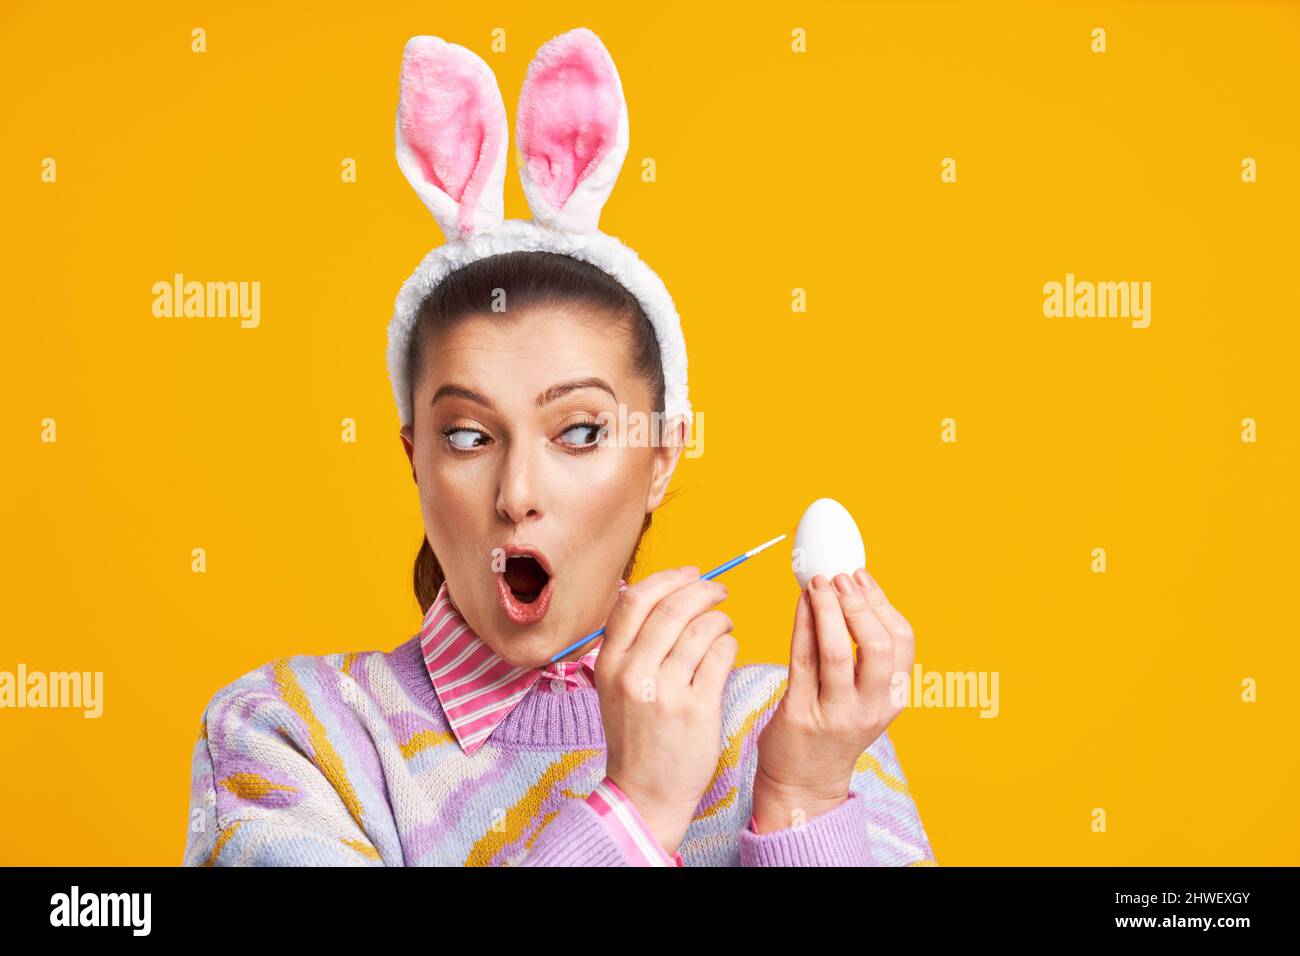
left=419, top=577, right=627, bottom=755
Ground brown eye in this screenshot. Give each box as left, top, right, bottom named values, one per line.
left=559, top=421, right=605, bottom=449
left=442, top=427, right=489, bottom=451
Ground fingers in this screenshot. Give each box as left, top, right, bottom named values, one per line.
left=661, top=607, right=734, bottom=683
left=690, top=631, right=739, bottom=694
left=832, top=571, right=895, bottom=703
left=855, top=569, right=915, bottom=699
left=785, top=587, right=819, bottom=707
left=628, top=575, right=729, bottom=669
left=805, top=575, right=857, bottom=705
left=601, top=565, right=699, bottom=656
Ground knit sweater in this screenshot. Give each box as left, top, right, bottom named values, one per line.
left=417, top=577, right=684, bottom=865
left=181, top=632, right=938, bottom=866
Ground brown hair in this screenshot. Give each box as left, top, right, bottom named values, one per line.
left=406, top=250, right=674, bottom=614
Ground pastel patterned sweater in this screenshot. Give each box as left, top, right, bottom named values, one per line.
left=181, top=604, right=938, bottom=866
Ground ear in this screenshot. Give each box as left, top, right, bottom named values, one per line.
left=399, top=424, right=415, bottom=464
left=645, top=415, right=686, bottom=512
left=396, top=36, right=508, bottom=241
left=516, top=28, right=630, bottom=235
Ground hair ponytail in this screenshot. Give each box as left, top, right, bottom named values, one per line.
left=414, top=537, right=445, bottom=615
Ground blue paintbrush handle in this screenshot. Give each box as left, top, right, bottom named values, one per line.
left=547, top=550, right=760, bottom=664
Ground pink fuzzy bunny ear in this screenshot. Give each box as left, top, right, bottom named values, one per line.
left=396, top=36, right=508, bottom=241
left=516, top=28, right=630, bottom=235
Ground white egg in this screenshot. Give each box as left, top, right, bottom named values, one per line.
left=792, top=497, right=866, bottom=589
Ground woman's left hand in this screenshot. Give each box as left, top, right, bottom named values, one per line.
left=751, top=568, right=915, bottom=833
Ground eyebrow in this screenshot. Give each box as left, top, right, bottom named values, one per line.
left=430, top=377, right=617, bottom=411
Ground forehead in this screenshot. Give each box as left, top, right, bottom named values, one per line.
left=419, top=306, right=643, bottom=404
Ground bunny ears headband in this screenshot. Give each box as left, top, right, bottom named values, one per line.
left=386, top=27, right=691, bottom=431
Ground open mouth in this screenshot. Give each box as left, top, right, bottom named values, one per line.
left=496, top=550, right=554, bottom=625
left=504, top=555, right=549, bottom=602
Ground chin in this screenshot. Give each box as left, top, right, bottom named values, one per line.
left=480, top=597, right=548, bottom=645
left=491, top=626, right=562, bottom=670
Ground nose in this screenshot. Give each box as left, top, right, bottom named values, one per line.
left=495, top=437, right=545, bottom=525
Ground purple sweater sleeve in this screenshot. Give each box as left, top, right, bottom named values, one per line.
left=738, top=791, right=876, bottom=865
left=736, top=731, right=936, bottom=866
left=516, top=796, right=640, bottom=866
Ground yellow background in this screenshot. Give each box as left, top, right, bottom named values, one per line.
left=2, top=0, right=1296, bottom=865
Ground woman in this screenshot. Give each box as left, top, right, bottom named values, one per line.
left=181, top=28, right=935, bottom=867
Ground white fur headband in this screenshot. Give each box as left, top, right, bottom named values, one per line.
left=386, top=27, right=690, bottom=431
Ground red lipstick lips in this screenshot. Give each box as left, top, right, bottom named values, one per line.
left=496, top=546, right=554, bottom=625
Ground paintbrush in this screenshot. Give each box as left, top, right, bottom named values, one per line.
left=547, top=533, right=788, bottom=664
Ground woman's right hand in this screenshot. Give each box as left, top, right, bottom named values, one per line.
left=594, top=565, right=738, bottom=857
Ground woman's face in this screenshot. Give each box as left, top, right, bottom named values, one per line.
left=400, top=305, right=684, bottom=668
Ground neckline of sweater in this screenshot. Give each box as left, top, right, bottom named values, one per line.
left=387, top=634, right=607, bottom=750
